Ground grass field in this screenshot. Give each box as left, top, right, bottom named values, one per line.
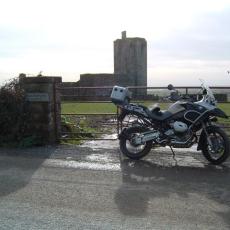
left=61, top=101, right=230, bottom=128
left=61, top=102, right=230, bottom=140
left=61, top=101, right=173, bottom=114
left=61, top=101, right=230, bottom=116
left=61, top=102, right=118, bottom=114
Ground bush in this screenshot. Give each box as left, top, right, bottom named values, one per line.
left=0, top=78, right=33, bottom=146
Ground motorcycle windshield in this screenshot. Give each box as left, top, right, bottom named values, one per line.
left=200, top=79, right=216, bottom=105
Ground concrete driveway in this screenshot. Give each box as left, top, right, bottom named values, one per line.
left=0, top=142, right=230, bottom=229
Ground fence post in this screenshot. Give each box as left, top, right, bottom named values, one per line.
left=19, top=76, right=62, bottom=144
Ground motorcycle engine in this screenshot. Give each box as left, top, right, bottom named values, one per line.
left=173, top=121, right=188, bottom=133
left=164, top=121, right=192, bottom=147
left=164, top=121, right=188, bottom=137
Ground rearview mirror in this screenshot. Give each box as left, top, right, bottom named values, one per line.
left=203, top=89, right=207, bottom=95
left=167, top=84, right=174, bottom=90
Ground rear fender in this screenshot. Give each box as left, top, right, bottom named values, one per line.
left=118, top=128, right=128, bottom=140
left=118, top=108, right=129, bottom=121
left=118, top=126, right=149, bottom=140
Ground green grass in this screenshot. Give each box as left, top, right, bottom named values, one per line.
left=61, top=102, right=230, bottom=141
left=61, top=101, right=230, bottom=129
left=218, top=103, right=230, bottom=115
left=217, top=104, right=230, bottom=126
left=61, top=101, right=171, bottom=114
left=62, top=101, right=230, bottom=115
left=61, top=102, right=117, bottom=114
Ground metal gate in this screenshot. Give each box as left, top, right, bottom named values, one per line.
left=60, top=109, right=120, bottom=141
left=58, top=86, right=230, bottom=142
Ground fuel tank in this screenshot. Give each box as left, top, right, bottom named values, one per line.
left=167, top=101, right=186, bottom=115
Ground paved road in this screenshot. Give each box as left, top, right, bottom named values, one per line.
left=0, top=143, right=230, bottom=230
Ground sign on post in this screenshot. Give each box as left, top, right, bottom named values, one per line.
left=26, top=93, right=50, bottom=102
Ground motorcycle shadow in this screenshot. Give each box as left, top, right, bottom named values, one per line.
left=114, top=158, right=230, bottom=222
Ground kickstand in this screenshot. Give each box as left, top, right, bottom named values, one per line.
left=170, top=146, right=178, bottom=166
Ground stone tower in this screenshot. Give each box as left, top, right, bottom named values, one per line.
left=114, top=31, right=147, bottom=94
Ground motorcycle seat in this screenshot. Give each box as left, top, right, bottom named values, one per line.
left=150, top=106, right=161, bottom=113
left=138, top=104, right=161, bottom=113
left=130, top=104, right=172, bottom=121
left=145, top=108, right=172, bottom=121
left=137, top=104, right=172, bottom=121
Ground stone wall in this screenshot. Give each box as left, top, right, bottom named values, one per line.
left=61, top=74, right=116, bottom=101
left=79, top=74, right=116, bottom=86
left=19, top=76, right=62, bottom=144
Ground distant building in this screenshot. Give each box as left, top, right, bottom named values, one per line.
left=77, top=73, right=116, bottom=87
left=61, top=31, right=147, bottom=99
left=114, top=31, right=147, bottom=89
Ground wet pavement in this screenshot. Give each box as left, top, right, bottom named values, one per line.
left=0, top=140, right=230, bottom=229
left=81, top=134, right=230, bottom=169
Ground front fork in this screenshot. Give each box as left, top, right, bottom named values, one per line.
left=202, top=122, right=213, bottom=148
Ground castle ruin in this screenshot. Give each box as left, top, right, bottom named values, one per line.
left=114, top=31, right=147, bottom=88
left=61, top=32, right=147, bottom=99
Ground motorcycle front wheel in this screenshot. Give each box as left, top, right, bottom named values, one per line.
left=120, top=126, right=152, bottom=160
left=201, top=126, right=230, bottom=165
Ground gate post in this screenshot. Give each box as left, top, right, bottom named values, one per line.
left=19, top=75, right=62, bottom=144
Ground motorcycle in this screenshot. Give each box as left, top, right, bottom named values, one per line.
left=111, top=82, right=230, bottom=165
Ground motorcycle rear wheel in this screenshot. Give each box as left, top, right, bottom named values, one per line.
left=201, top=126, right=230, bottom=165
left=120, top=126, right=152, bottom=160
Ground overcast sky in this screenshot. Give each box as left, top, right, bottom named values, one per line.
left=0, top=0, right=230, bottom=86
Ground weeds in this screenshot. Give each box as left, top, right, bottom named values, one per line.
left=0, top=78, right=38, bottom=147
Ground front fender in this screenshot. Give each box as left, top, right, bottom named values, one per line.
left=197, top=130, right=206, bottom=151
left=210, top=108, right=228, bottom=119
left=197, top=125, right=219, bottom=151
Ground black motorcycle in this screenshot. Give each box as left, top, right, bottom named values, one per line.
left=111, top=83, right=230, bottom=165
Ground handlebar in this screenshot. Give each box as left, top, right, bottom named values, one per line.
left=166, top=86, right=197, bottom=102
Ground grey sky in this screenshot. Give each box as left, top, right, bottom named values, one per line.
left=0, top=0, right=230, bottom=86
left=152, top=8, right=230, bottom=60
left=148, top=6, right=230, bottom=86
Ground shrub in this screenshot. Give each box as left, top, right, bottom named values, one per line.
left=0, top=78, right=33, bottom=146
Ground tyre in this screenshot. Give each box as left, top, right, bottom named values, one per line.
left=201, top=126, right=230, bottom=165
left=120, top=126, right=152, bottom=160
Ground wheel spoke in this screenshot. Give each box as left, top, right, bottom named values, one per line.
left=126, top=139, right=146, bottom=154
left=207, top=132, right=225, bottom=160
left=120, top=126, right=152, bottom=159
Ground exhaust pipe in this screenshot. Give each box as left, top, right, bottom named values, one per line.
left=132, top=130, right=160, bottom=145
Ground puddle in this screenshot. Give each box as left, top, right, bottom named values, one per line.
left=156, top=144, right=200, bottom=153
left=43, top=159, right=121, bottom=171
left=81, top=134, right=118, bottom=150
left=81, top=132, right=200, bottom=153
left=85, top=154, right=114, bottom=163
